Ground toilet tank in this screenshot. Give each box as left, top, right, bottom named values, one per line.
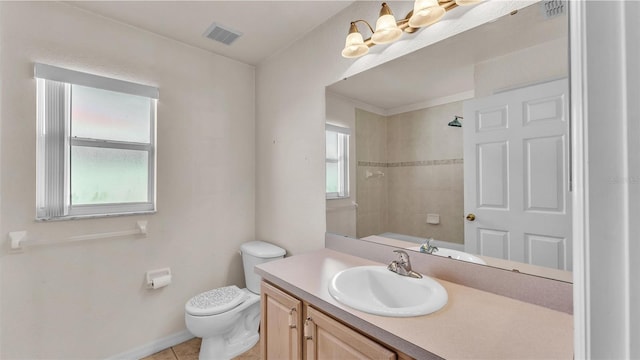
left=240, top=241, right=286, bottom=294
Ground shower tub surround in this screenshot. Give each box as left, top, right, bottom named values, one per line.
left=356, top=102, right=464, bottom=244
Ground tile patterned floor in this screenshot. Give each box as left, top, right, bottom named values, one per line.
left=141, top=337, right=260, bottom=360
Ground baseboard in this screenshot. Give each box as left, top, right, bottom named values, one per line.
left=105, top=330, right=194, bottom=360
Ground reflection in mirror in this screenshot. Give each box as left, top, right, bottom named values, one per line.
left=326, top=2, right=571, bottom=282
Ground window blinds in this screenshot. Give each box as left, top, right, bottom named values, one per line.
left=34, top=63, right=158, bottom=99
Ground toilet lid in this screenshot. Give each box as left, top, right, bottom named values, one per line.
left=185, top=285, right=248, bottom=316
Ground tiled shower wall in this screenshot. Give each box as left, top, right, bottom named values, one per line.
left=355, top=110, right=388, bottom=238
left=356, top=101, right=464, bottom=245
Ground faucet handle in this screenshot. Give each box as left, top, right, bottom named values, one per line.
left=389, top=250, right=422, bottom=278
left=420, top=238, right=439, bottom=254
left=387, top=259, right=409, bottom=276
left=387, top=260, right=399, bottom=272
left=393, top=249, right=411, bottom=267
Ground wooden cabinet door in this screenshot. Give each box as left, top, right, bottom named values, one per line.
left=261, top=281, right=303, bottom=360
left=304, top=306, right=396, bottom=360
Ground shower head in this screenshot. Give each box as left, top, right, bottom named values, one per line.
left=448, top=116, right=462, bottom=127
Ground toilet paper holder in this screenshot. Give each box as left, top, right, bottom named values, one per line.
left=146, top=268, right=172, bottom=289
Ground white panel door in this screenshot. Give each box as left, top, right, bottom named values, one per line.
left=463, top=79, right=572, bottom=271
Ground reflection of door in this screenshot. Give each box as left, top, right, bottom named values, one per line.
left=463, top=79, right=572, bottom=271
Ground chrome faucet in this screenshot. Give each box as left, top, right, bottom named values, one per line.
left=387, top=250, right=422, bottom=279
left=419, top=238, right=439, bottom=254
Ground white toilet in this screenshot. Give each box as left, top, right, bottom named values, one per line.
left=184, top=241, right=286, bottom=360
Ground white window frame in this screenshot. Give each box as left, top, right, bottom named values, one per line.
left=326, top=124, right=350, bottom=199
left=35, top=63, right=158, bottom=220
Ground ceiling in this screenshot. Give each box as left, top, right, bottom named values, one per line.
left=67, top=1, right=355, bottom=66
left=66, top=1, right=567, bottom=102
left=327, top=2, right=568, bottom=111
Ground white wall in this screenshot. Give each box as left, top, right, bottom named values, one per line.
left=0, top=3, right=4, bottom=356
left=325, top=92, right=357, bottom=238
left=573, top=1, right=640, bottom=357
left=626, top=4, right=640, bottom=357
left=0, top=2, right=255, bottom=358
left=474, top=37, right=568, bottom=97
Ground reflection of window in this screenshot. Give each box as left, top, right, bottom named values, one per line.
left=35, top=63, right=158, bottom=220
left=326, top=124, right=350, bottom=199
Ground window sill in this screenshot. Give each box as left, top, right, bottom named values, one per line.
left=35, top=210, right=156, bottom=222
left=326, top=196, right=350, bottom=200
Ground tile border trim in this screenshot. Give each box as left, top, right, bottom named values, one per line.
left=358, top=158, right=463, bottom=167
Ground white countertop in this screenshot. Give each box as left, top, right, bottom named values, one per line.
left=256, top=248, right=573, bottom=359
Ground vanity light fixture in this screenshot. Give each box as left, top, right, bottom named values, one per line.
left=342, top=0, right=483, bottom=59
left=342, top=21, right=372, bottom=58
left=371, top=3, right=403, bottom=44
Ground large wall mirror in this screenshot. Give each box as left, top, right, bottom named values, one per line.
left=326, top=1, right=571, bottom=282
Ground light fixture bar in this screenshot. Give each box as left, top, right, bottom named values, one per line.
left=342, top=0, right=481, bottom=58
left=362, top=1, right=459, bottom=47
left=352, top=19, right=375, bottom=34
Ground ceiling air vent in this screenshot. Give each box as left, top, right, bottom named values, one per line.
left=203, top=23, right=243, bottom=46
left=541, top=0, right=565, bottom=20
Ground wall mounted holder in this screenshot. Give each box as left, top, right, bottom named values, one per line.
left=146, top=268, right=172, bottom=289
left=8, top=220, right=148, bottom=252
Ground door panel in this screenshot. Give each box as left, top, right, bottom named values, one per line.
left=478, top=106, right=509, bottom=131
left=525, top=233, right=567, bottom=269
left=464, top=79, right=572, bottom=271
left=523, top=94, right=565, bottom=125
left=477, top=141, right=509, bottom=209
left=524, top=135, right=565, bottom=212
left=478, top=228, right=510, bottom=259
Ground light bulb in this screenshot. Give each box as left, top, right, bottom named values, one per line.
left=372, top=13, right=402, bottom=44
left=342, top=31, right=369, bottom=58
left=409, top=0, right=446, bottom=28
left=455, top=0, right=484, bottom=5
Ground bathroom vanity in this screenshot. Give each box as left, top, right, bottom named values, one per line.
left=261, top=281, right=398, bottom=359
left=256, top=248, right=573, bottom=359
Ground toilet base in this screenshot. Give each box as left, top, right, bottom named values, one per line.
left=199, top=332, right=259, bottom=360
left=185, top=288, right=261, bottom=360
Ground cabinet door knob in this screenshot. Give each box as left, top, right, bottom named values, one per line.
left=288, top=308, right=297, bottom=329
left=466, top=213, right=476, bottom=221
left=304, top=317, right=314, bottom=340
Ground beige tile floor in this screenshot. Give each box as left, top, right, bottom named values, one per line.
left=141, top=338, right=260, bottom=360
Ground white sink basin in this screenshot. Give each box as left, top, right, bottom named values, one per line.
left=328, top=266, right=448, bottom=317
left=407, top=246, right=487, bottom=265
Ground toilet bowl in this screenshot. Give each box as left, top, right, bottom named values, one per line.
left=184, top=241, right=286, bottom=360
left=185, top=286, right=260, bottom=359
